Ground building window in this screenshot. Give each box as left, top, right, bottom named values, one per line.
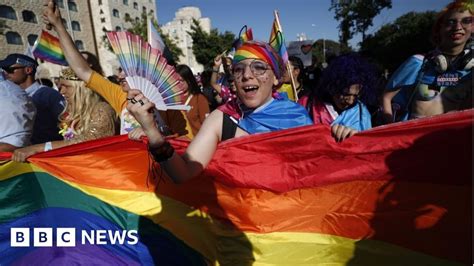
left=0, top=5, right=17, bottom=20
left=27, top=34, right=38, bottom=45
left=101, top=18, right=106, bottom=23
left=75, top=40, right=84, bottom=50
left=133, top=2, right=138, bottom=9
left=142, top=6, right=146, bottom=13
left=68, top=1, right=78, bottom=12
left=115, top=26, right=121, bottom=31
left=100, top=9, right=104, bottom=14
left=6, top=32, right=22, bottom=45
left=123, top=0, right=129, bottom=5
left=56, top=0, right=64, bottom=8
left=112, top=9, right=120, bottom=18
left=71, top=21, right=81, bottom=31
left=22, top=10, right=37, bottom=23
left=125, top=13, right=130, bottom=20
left=135, top=17, right=139, bottom=23
left=150, top=9, right=154, bottom=15
left=62, top=18, right=68, bottom=29
left=98, top=0, right=102, bottom=5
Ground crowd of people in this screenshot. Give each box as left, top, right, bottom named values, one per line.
left=1, top=0, right=471, bottom=184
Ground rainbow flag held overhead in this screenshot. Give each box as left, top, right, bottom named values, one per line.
left=0, top=110, right=472, bottom=265
left=269, top=10, right=288, bottom=65
left=32, top=30, right=68, bottom=66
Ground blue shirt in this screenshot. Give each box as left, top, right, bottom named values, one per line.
left=26, top=82, right=65, bottom=144
left=0, top=81, right=36, bottom=148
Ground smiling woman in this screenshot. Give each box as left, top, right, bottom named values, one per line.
left=382, top=0, right=473, bottom=124
left=126, top=40, right=312, bottom=184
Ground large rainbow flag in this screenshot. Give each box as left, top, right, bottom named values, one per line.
left=0, top=110, right=472, bottom=265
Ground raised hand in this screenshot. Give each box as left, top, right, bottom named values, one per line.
left=42, top=0, right=62, bottom=30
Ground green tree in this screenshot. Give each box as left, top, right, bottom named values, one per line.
left=360, top=11, right=437, bottom=72
left=330, top=0, right=392, bottom=47
left=188, top=19, right=235, bottom=68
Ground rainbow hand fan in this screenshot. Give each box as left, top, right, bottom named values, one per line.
left=107, top=31, right=189, bottom=111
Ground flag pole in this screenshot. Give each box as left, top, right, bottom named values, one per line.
left=273, top=10, right=298, bottom=101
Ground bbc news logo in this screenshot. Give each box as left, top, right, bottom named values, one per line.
left=11, top=228, right=139, bottom=247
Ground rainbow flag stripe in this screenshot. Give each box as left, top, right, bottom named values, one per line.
left=269, top=15, right=289, bottom=65
left=32, top=30, right=68, bottom=66
left=0, top=110, right=471, bottom=265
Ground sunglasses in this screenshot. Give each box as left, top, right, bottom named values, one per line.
left=2, top=66, right=26, bottom=74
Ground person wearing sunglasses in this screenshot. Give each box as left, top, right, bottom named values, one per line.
left=382, top=0, right=472, bottom=124
left=127, top=41, right=312, bottom=183
left=299, top=53, right=378, bottom=142
left=0, top=54, right=65, bottom=144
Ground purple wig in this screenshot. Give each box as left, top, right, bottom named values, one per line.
left=314, top=53, right=379, bottom=106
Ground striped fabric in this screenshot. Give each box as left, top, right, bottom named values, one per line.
left=0, top=110, right=471, bottom=265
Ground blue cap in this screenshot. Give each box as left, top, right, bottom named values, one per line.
left=0, top=54, right=37, bottom=68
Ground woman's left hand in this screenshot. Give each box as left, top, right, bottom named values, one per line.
left=331, top=124, right=358, bottom=142
left=12, top=145, right=43, bottom=162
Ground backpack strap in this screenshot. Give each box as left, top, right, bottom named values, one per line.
left=221, top=113, right=237, bottom=141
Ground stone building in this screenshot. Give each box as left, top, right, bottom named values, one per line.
left=0, top=0, right=156, bottom=77
left=0, top=0, right=97, bottom=77
left=161, top=6, right=210, bottom=73
left=89, top=0, right=156, bottom=76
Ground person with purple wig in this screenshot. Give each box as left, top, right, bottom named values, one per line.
left=299, top=53, right=378, bottom=142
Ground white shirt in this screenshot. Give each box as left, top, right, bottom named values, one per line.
left=0, top=80, right=36, bottom=147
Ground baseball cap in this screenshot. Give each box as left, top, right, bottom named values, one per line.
left=0, top=54, right=38, bottom=69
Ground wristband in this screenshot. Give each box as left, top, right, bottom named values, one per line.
left=150, top=141, right=175, bottom=162
left=44, top=141, right=53, bottom=152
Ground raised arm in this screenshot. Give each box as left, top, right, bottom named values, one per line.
left=127, top=90, right=221, bottom=183
left=42, top=0, right=92, bottom=82
left=210, top=55, right=223, bottom=93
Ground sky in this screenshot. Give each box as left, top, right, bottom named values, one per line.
left=155, top=0, right=451, bottom=49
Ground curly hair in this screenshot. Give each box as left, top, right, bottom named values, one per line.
left=432, top=0, right=473, bottom=45
left=313, top=53, right=378, bottom=106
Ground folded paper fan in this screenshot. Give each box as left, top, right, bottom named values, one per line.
left=106, top=31, right=189, bottom=110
